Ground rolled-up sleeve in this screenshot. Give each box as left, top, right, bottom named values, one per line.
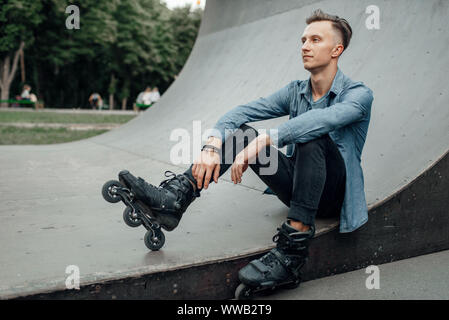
left=271, top=84, right=373, bottom=148
left=210, top=82, right=293, bottom=142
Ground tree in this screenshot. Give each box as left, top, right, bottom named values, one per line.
left=28, top=0, right=117, bottom=107
left=168, top=5, right=202, bottom=73
left=0, top=0, right=43, bottom=107
left=6, top=0, right=203, bottom=109
left=106, top=0, right=177, bottom=109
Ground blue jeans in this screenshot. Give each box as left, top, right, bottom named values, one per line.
left=184, top=124, right=346, bottom=227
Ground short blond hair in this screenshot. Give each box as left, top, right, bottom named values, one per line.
left=306, top=9, right=352, bottom=51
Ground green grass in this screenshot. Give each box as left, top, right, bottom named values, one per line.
left=0, top=110, right=136, bottom=145
left=0, top=110, right=135, bottom=124
left=0, top=126, right=109, bottom=145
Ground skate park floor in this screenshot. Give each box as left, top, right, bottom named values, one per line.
left=258, top=249, right=449, bottom=300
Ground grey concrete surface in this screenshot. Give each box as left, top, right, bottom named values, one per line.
left=258, top=249, right=449, bottom=300
left=0, top=0, right=448, bottom=298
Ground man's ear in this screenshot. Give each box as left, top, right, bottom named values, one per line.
left=331, top=44, right=344, bottom=58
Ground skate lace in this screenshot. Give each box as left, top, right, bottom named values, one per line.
left=272, top=227, right=312, bottom=251
left=272, top=227, right=293, bottom=248
left=159, top=170, right=178, bottom=188
left=158, top=170, right=187, bottom=202
left=257, top=227, right=315, bottom=277
left=257, top=228, right=292, bottom=268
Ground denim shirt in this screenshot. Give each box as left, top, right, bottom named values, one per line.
left=211, top=68, right=374, bottom=233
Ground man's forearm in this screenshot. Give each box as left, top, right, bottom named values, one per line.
left=206, top=134, right=272, bottom=163
left=239, top=133, right=272, bottom=163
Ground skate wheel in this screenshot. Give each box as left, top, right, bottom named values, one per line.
left=123, top=207, right=142, bottom=228
left=144, top=228, right=165, bottom=251
left=235, top=283, right=253, bottom=300
left=102, top=180, right=123, bottom=203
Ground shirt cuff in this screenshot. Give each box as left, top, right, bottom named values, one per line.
left=268, top=125, right=292, bottom=149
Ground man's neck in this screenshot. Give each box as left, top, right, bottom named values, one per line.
left=309, top=64, right=338, bottom=101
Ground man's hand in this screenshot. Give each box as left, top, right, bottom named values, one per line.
left=192, top=137, right=222, bottom=189
left=230, top=152, right=248, bottom=184
left=231, top=133, right=272, bottom=184
left=193, top=133, right=272, bottom=188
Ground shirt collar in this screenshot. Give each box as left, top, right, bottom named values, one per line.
left=299, top=67, right=344, bottom=98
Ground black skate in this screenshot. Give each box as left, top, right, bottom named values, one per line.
left=101, top=170, right=199, bottom=250
left=235, top=221, right=315, bottom=300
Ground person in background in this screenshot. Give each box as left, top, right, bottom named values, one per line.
left=136, top=90, right=144, bottom=105
left=89, top=93, right=103, bottom=109
left=142, top=87, right=153, bottom=106
left=150, top=87, right=161, bottom=104
left=21, top=84, right=31, bottom=100
left=29, top=93, right=38, bottom=103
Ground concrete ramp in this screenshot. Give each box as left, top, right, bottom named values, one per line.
left=1, top=0, right=448, bottom=299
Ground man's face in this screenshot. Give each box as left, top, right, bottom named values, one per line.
left=300, top=21, right=342, bottom=71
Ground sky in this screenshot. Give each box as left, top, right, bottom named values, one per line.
left=162, top=0, right=206, bottom=10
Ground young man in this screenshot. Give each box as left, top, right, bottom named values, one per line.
left=119, top=9, right=373, bottom=289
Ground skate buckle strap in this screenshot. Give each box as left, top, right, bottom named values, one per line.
left=271, top=249, right=292, bottom=268
left=249, top=259, right=270, bottom=273
left=271, top=249, right=301, bottom=278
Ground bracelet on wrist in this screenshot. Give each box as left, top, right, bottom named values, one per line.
left=201, top=144, right=221, bottom=154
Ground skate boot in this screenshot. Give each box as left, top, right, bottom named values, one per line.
left=118, top=170, right=200, bottom=231
left=235, top=220, right=315, bottom=299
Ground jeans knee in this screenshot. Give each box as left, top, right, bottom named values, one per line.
left=296, top=135, right=328, bottom=153
left=223, top=124, right=259, bottom=157
left=232, top=124, right=259, bottom=148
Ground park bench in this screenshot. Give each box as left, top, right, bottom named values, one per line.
left=133, top=102, right=153, bottom=111
left=0, top=99, right=44, bottom=109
